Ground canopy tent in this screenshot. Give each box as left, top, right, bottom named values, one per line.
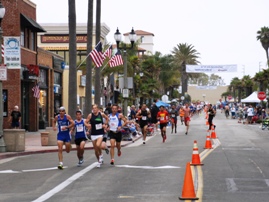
left=156, top=100, right=170, bottom=108
left=241, top=91, right=263, bottom=103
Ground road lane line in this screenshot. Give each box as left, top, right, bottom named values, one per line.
left=115, top=165, right=180, bottom=169
left=22, top=166, right=68, bottom=172
left=32, top=162, right=98, bottom=202
left=0, top=170, right=21, bottom=173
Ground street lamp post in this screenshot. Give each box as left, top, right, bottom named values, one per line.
left=0, top=0, right=6, bottom=152
left=114, top=28, right=136, bottom=116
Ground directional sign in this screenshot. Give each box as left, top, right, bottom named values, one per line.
left=258, top=91, right=266, bottom=100
left=0, top=64, right=7, bottom=80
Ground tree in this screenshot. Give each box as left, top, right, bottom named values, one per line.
left=172, top=43, right=200, bottom=95
left=68, top=0, right=77, bottom=118
left=94, top=0, right=101, bottom=106
left=257, top=26, right=269, bottom=66
left=241, top=75, right=253, bottom=97
left=84, top=0, right=94, bottom=115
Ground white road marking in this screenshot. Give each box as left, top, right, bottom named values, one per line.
left=0, top=170, right=21, bottom=173
left=115, top=165, right=180, bottom=169
left=32, top=162, right=98, bottom=202
left=22, top=166, right=68, bottom=172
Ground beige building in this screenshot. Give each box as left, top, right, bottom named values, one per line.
left=187, top=85, right=228, bottom=104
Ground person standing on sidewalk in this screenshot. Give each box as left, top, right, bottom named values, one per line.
left=169, top=104, right=178, bottom=134
left=85, top=104, right=108, bottom=168
left=157, top=105, right=169, bottom=142
left=183, top=103, right=191, bottom=135
left=108, top=104, right=126, bottom=165
left=52, top=106, right=74, bottom=170
left=72, top=110, right=90, bottom=167
left=136, top=104, right=151, bottom=145
left=9, top=105, right=21, bottom=129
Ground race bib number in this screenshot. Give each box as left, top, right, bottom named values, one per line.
left=142, top=116, right=147, bottom=120
left=61, top=126, right=67, bottom=131
left=172, top=114, right=175, bottom=117
left=95, top=123, right=102, bottom=130
left=160, top=117, right=164, bottom=121
left=77, top=125, right=83, bottom=132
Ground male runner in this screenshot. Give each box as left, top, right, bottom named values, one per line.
left=52, top=106, right=74, bottom=170
left=108, top=104, right=126, bottom=165
left=183, top=103, right=191, bottom=135
left=207, top=104, right=216, bottom=131
left=85, top=104, right=108, bottom=168
left=73, top=110, right=89, bottom=167
left=136, top=104, right=151, bottom=144
left=157, top=105, right=169, bottom=142
left=169, top=105, right=178, bottom=133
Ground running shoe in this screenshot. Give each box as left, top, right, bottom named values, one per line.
left=99, top=155, right=104, bottom=164
left=118, top=150, right=122, bottom=157
left=110, top=159, right=114, bottom=165
left=96, top=162, right=101, bottom=168
left=185, top=132, right=188, bottom=135
left=105, top=148, right=109, bottom=154
left=143, top=141, right=146, bottom=144
left=77, top=159, right=84, bottom=167
left=58, top=164, right=64, bottom=170
left=162, top=135, right=165, bottom=143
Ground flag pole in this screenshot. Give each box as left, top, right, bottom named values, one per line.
left=76, top=52, right=90, bottom=70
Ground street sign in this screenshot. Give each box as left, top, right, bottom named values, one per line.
left=0, top=64, right=7, bottom=81
left=258, top=91, right=266, bottom=100
left=228, top=95, right=232, bottom=100
left=122, top=89, right=129, bottom=98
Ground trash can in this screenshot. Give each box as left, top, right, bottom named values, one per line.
left=3, top=129, right=25, bottom=152
left=45, top=127, right=57, bottom=146
left=40, top=132, right=49, bottom=146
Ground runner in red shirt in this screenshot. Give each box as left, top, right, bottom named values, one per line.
left=157, top=105, right=169, bottom=143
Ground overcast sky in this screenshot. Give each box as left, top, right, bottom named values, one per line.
left=31, top=0, right=269, bottom=84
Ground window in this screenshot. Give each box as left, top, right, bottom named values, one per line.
left=54, top=72, right=61, bottom=85
left=20, top=29, right=25, bottom=47
left=30, top=31, right=35, bottom=51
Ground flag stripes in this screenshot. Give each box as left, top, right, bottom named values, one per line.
left=89, top=41, right=105, bottom=68
left=103, top=45, right=112, bottom=59
left=32, top=84, right=40, bottom=99
left=109, top=50, right=124, bottom=67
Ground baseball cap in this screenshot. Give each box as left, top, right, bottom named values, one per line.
left=59, top=106, right=65, bottom=111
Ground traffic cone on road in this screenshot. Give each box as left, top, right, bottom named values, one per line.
left=204, top=134, right=213, bottom=149
left=211, top=125, right=217, bottom=139
left=179, top=162, right=199, bottom=200
left=190, top=140, right=204, bottom=166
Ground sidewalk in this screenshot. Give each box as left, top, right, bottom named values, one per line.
left=0, top=130, right=143, bottom=160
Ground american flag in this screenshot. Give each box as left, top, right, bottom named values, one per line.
left=103, top=45, right=112, bottom=59
left=89, top=41, right=105, bottom=68
left=109, top=50, right=124, bottom=67
left=32, top=84, right=40, bottom=99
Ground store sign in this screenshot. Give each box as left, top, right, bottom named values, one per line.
left=3, top=36, right=21, bottom=69
left=0, top=64, right=7, bottom=80
left=41, top=35, right=87, bottom=43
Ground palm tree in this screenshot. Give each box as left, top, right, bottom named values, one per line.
left=68, top=0, right=77, bottom=118
left=241, top=75, right=253, bottom=97
left=94, top=0, right=101, bottom=105
left=84, top=0, right=94, bottom=115
left=229, top=77, right=241, bottom=101
left=172, top=43, right=200, bottom=95
left=257, top=26, right=269, bottom=66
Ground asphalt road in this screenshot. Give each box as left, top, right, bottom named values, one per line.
left=0, top=110, right=269, bottom=202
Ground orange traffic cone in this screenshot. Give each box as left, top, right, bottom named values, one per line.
left=211, top=125, right=217, bottom=139
left=204, top=134, right=213, bottom=149
left=190, top=140, right=204, bottom=166
left=179, top=162, right=199, bottom=200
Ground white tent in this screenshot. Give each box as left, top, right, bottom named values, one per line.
left=241, top=91, right=262, bottom=103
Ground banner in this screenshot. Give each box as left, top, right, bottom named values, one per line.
left=186, top=64, right=237, bottom=73
left=3, top=36, right=21, bottom=69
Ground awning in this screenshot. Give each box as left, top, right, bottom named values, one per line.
left=20, top=14, right=46, bottom=32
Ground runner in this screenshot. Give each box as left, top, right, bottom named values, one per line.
left=169, top=105, right=178, bottom=133
left=85, top=104, right=108, bottom=168
left=179, top=106, right=185, bottom=125
left=157, top=105, right=169, bottom=142
left=207, top=104, right=216, bottom=131
left=183, top=103, right=191, bottom=135
left=136, top=104, right=151, bottom=144
left=224, top=105, right=230, bottom=119
left=52, top=106, right=74, bottom=170
left=72, top=110, right=89, bottom=167
left=108, top=104, right=126, bottom=165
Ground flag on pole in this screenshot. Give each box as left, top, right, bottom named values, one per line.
left=103, top=45, right=112, bottom=59
left=89, top=41, right=105, bottom=68
left=109, top=50, right=124, bottom=67
left=32, top=84, right=40, bottom=99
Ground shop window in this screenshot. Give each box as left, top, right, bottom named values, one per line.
left=2, top=90, right=7, bottom=117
